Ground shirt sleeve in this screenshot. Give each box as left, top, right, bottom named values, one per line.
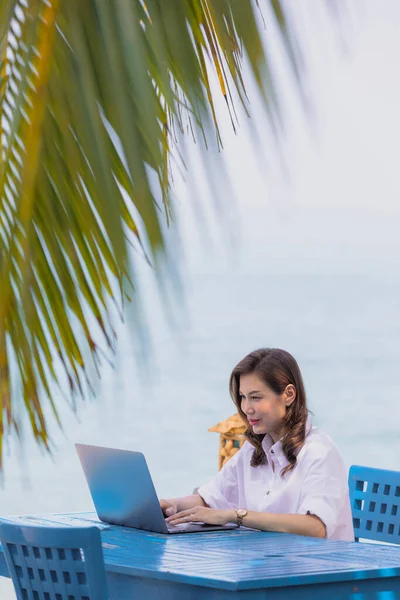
left=197, top=447, right=242, bottom=510
left=297, top=446, right=349, bottom=539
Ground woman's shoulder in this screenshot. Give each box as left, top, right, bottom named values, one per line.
left=300, top=425, right=343, bottom=462
left=236, top=439, right=254, bottom=459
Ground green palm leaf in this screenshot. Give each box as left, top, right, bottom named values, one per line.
left=0, top=0, right=302, bottom=465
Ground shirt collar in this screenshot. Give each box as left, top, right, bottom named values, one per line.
left=262, top=435, right=287, bottom=467
left=261, top=417, right=313, bottom=468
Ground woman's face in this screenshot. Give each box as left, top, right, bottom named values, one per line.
left=239, top=372, right=295, bottom=443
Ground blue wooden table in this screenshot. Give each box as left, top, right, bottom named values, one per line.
left=1, top=512, right=400, bottom=599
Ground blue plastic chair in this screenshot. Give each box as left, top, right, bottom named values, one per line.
left=349, top=465, right=400, bottom=544
left=0, top=522, right=109, bottom=600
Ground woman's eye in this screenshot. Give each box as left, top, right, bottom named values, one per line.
left=251, top=396, right=261, bottom=401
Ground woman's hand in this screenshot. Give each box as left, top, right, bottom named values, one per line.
left=166, top=505, right=236, bottom=526
left=160, top=499, right=178, bottom=517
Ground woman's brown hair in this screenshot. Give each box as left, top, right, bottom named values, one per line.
left=229, top=348, right=309, bottom=477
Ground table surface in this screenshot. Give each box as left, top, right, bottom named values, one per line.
left=0, top=512, right=400, bottom=592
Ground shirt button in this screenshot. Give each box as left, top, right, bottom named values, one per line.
left=271, top=449, right=274, bottom=454
left=266, top=490, right=271, bottom=495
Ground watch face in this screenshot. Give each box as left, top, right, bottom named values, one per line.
left=237, top=509, right=247, bottom=517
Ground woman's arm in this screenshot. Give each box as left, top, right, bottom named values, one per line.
left=166, top=506, right=326, bottom=538
left=239, top=510, right=326, bottom=538
left=160, top=494, right=208, bottom=516
left=174, top=494, right=208, bottom=511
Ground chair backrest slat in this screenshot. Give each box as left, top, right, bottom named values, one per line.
left=349, top=465, right=400, bottom=544
left=0, top=522, right=109, bottom=600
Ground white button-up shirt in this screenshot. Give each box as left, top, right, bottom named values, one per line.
left=198, top=424, right=354, bottom=541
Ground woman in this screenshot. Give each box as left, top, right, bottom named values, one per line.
left=161, top=348, right=354, bottom=541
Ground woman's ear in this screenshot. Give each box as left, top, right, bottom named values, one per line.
left=284, top=384, right=296, bottom=407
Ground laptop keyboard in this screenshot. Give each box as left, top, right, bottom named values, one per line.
left=167, top=522, right=195, bottom=531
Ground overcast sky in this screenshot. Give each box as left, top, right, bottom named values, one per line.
left=166, top=0, right=400, bottom=276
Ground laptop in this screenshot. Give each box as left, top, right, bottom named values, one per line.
left=75, top=443, right=238, bottom=534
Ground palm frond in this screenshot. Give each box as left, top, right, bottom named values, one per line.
left=0, top=0, right=302, bottom=465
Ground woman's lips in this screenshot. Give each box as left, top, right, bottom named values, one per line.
left=249, top=419, right=260, bottom=425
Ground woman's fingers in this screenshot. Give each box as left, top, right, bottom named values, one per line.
left=166, top=507, right=201, bottom=524
left=166, top=509, right=193, bottom=523
left=160, top=499, right=177, bottom=516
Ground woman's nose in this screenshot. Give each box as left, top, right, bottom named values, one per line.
left=242, top=399, right=253, bottom=415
